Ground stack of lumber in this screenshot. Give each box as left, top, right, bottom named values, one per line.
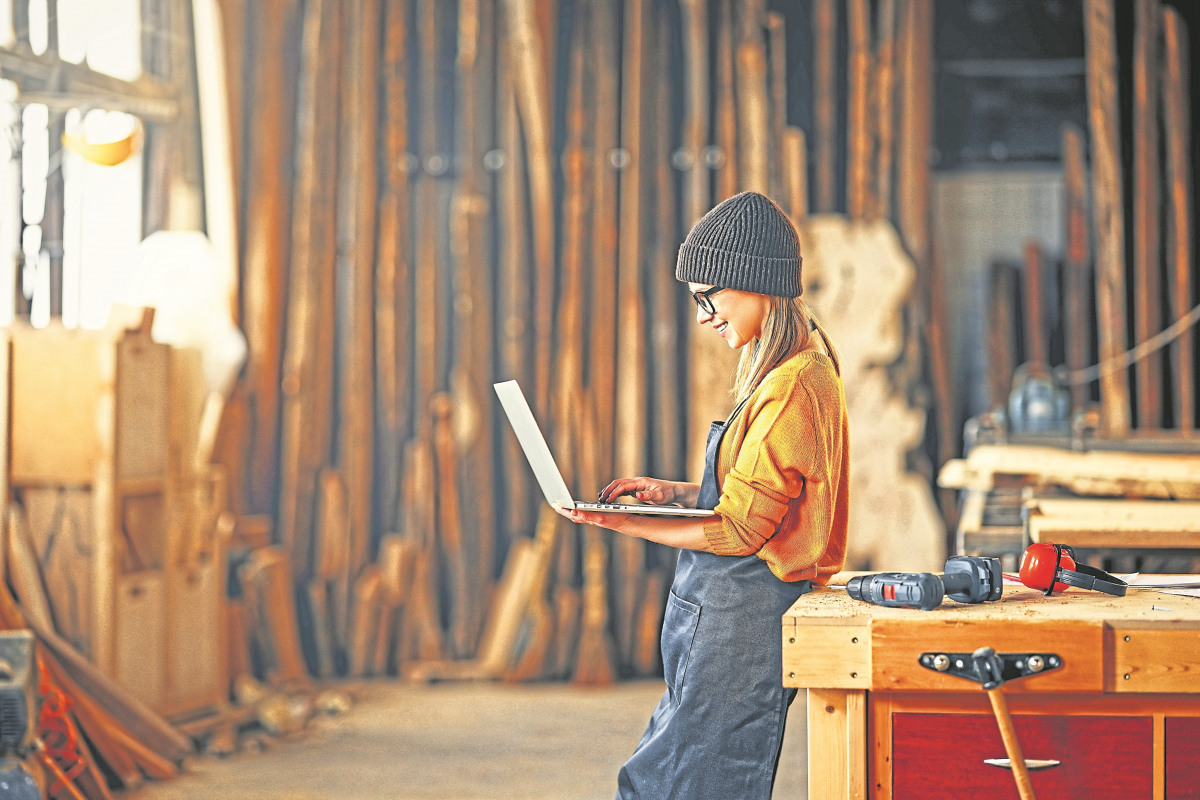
left=204, top=0, right=949, bottom=684
left=940, top=443, right=1200, bottom=571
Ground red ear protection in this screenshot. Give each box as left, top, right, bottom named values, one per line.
left=1019, top=543, right=1127, bottom=597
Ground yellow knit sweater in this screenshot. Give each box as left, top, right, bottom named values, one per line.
left=701, top=350, right=850, bottom=583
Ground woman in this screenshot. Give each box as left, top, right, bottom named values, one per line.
left=557, top=191, right=849, bottom=800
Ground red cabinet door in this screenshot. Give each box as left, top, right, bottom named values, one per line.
left=1166, top=717, right=1200, bottom=800
left=892, top=713, right=1152, bottom=799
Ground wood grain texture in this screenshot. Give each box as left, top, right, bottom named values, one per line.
left=1084, top=0, right=1131, bottom=434
left=807, top=688, right=868, bottom=800
left=1162, top=8, right=1194, bottom=432
left=812, top=0, right=837, bottom=213
left=1133, top=0, right=1162, bottom=429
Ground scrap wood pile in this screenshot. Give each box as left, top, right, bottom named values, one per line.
left=0, top=544, right=190, bottom=799
left=211, top=0, right=946, bottom=686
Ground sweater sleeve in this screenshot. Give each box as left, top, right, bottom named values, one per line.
left=702, top=371, right=826, bottom=555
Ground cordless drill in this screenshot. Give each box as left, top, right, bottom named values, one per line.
left=844, top=556, right=1003, bottom=610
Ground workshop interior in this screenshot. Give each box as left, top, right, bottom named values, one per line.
left=1, top=0, right=1199, bottom=798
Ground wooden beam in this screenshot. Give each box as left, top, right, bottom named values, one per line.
left=1026, top=497, right=1200, bottom=549
left=812, top=0, right=837, bottom=213
left=1132, top=0, right=1162, bottom=428
left=1084, top=0, right=1131, bottom=434
left=846, top=0, right=870, bottom=219
left=614, top=0, right=649, bottom=670
left=1162, top=7, right=1194, bottom=432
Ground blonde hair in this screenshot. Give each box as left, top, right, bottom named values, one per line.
left=732, top=297, right=840, bottom=404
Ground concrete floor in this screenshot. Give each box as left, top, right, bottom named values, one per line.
left=121, top=680, right=809, bottom=799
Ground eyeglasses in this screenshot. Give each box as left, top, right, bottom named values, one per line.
left=691, top=285, right=726, bottom=315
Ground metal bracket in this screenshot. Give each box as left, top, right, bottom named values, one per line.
left=919, top=649, right=1063, bottom=689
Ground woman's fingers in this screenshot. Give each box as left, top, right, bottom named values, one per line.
left=599, top=477, right=669, bottom=503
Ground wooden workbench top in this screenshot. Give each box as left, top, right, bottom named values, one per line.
left=785, top=582, right=1200, bottom=624
left=782, top=584, right=1200, bottom=694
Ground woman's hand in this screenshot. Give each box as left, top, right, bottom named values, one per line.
left=597, top=477, right=697, bottom=506
left=553, top=504, right=634, bottom=533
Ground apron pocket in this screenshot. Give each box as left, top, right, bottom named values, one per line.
left=661, top=591, right=701, bottom=703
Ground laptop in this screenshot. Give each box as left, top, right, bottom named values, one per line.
left=494, top=380, right=714, bottom=517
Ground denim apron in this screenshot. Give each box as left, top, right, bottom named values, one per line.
left=616, top=399, right=812, bottom=800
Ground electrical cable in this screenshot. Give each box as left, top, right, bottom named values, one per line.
left=1053, top=299, right=1200, bottom=387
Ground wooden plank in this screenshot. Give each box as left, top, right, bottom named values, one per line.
left=938, top=443, right=1200, bottom=500
left=846, top=0, right=870, bottom=219
left=872, top=0, right=897, bottom=220
left=783, top=126, right=808, bottom=221
left=572, top=395, right=617, bottom=686
left=1026, top=497, right=1200, bottom=549
left=431, top=393, right=472, bottom=656
left=498, top=58, right=534, bottom=538
left=451, top=0, right=499, bottom=644
left=678, top=0, right=710, bottom=227
left=374, top=0, right=413, bottom=537
left=1062, top=123, right=1093, bottom=414
left=547, top=6, right=590, bottom=679
left=1022, top=241, right=1049, bottom=368
left=807, top=688, right=868, bottom=800
left=614, top=0, right=649, bottom=670
left=588, top=0, right=620, bottom=491
left=503, top=0, right=555, bottom=419
left=1162, top=7, right=1194, bottom=432
left=767, top=12, right=788, bottom=206
left=649, top=10, right=682, bottom=481
left=1133, top=0, right=1163, bottom=429
left=348, top=565, right=382, bottom=676
left=734, top=0, right=769, bottom=194
left=714, top=0, right=739, bottom=199
left=239, top=546, right=309, bottom=687
left=896, top=0, right=954, bottom=536
left=988, top=262, right=1021, bottom=409
left=1084, top=0, right=1131, bottom=434
left=337, top=0, right=380, bottom=581
left=278, top=0, right=341, bottom=574
left=399, top=439, right=443, bottom=661
left=506, top=506, right=559, bottom=681
left=689, top=0, right=740, bottom=482
left=812, top=0, right=837, bottom=213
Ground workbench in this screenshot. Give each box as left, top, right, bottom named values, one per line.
left=782, top=582, right=1200, bottom=799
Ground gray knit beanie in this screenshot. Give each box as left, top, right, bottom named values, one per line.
left=675, top=191, right=802, bottom=297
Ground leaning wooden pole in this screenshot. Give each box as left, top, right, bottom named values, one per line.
left=1132, top=0, right=1162, bottom=428
left=615, top=0, right=650, bottom=670
left=898, top=0, right=955, bottom=532
left=242, top=0, right=299, bottom=514
left=813, top=0, right=838, bottom=213
left=1163, top=7, right=1194, bottom=432
left=279, top=0, right=341, bottom=575
left=846, top=0, right=871, bottom=220
left=1084, top=0, right=1131, bottom=435
left=503, top=0, right=556, bottom=420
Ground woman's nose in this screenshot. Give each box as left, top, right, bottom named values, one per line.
left=695, top=304, right=714, bottom=324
